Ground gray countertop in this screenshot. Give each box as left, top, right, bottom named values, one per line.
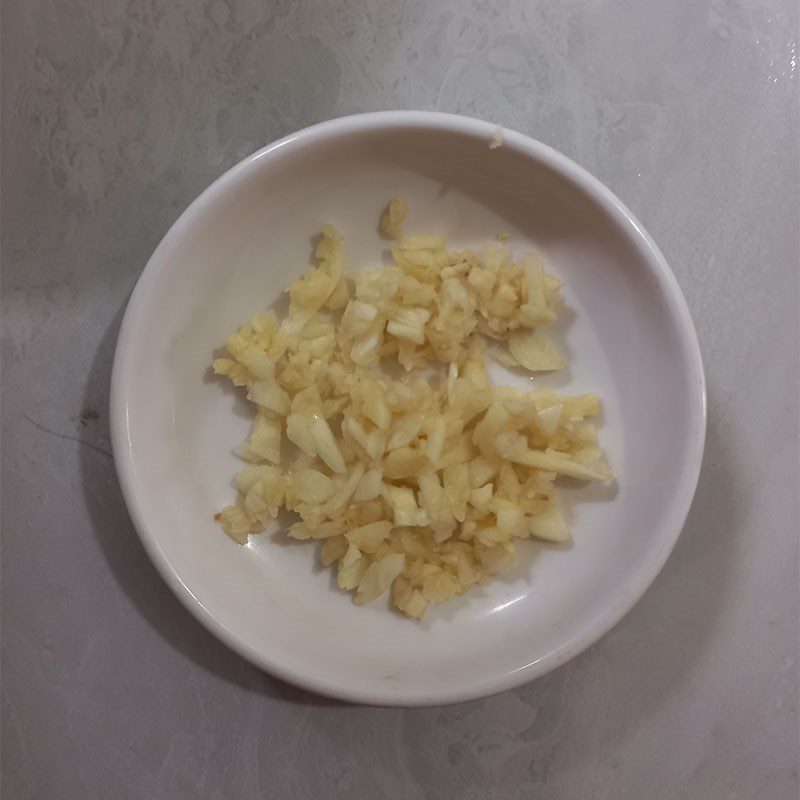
left=2, top=1, right=798, bottom=797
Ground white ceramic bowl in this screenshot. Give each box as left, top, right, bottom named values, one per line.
left=111, top=111, right=706, bottom=706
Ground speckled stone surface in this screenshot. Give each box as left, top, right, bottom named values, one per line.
left=2, top=1, right=798, bottom=797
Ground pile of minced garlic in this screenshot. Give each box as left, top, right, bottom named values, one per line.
left=213, top=198, right=610, bottom=618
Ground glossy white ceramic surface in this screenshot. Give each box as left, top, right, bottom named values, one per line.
left=110, top=112, right=705, bottom=705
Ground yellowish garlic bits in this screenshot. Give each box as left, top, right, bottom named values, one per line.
left=213, top=201, right=610, bottom=618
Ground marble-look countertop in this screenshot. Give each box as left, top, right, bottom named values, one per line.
left=2, top=1, right=798, bottom=797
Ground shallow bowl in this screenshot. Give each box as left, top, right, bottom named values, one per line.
left=110, top=111, right=706, bottom=706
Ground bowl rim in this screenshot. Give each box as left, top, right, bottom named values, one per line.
left=110, top=110, right=707, bottom=706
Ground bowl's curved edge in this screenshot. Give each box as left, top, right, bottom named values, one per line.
left=109, top=110, right=707, bottom=707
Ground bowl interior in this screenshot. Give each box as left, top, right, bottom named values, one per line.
left=114, top=117, right=704, bottom=704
